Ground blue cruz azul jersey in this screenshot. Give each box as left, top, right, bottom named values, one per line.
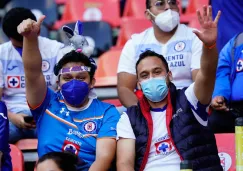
left=31, top=88, right=120, bottom=168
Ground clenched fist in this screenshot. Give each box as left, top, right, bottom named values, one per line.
left=17, top=15, right=45, bottom=39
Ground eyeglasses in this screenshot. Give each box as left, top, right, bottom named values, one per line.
left=149, top=0, right=178, bottom=10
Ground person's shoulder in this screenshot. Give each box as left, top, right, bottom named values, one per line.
left=130, top=27, right=153, bottom=43
left=0, top=41, right=13, bottom=58
left=177, top=24, right=198, bottom=39
left=92, top=99, right=118, bottom=111
left=38, top=36, right=64, bottom=49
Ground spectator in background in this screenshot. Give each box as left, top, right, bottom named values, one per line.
left=117, top=0, right=203, bottom=108
left=210, top=32, right=243, bottom=133
left=117, top=6, right=222, bottom=170
left=0, top=101, right=12, bottom=171
left=36, top=152, right=79, bottom=171
left=211, top=0, right=243, bottom=52
left=18, top=17, right=120, bottom=170
left=0, top=7, right=64, bottom=143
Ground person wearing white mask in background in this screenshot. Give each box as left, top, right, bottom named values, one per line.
left=117, top=0, right=203, bottom=108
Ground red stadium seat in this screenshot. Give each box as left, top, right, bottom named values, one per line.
left=10, top=144, right=24, bottom=171
left=55, top=0, right=66, bottom=5
left=15, top=139, right=38, bottom=151
left=116, top=17, right=152, bottom=47
left=95, top=49, right=122, bottom=87
left=123, top=0, right=183, bottom=18
left=103, top=99, right=122, bottom=107
left=123, top=0, right=146, bottom=18
left=215, top=134, right=235, bottom=171
left=54, top=0, right=120, bottom=29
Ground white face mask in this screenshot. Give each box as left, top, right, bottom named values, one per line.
left=147, top=9, right=179, bottom=32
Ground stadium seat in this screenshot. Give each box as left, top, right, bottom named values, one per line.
left=55, top=0, right=66, bottom=5
left=10, top=144, right=24, bottom=171
left=15, top=139, right=38, bottom=151
left=95, top=48, right=121, bottom=87
left=116, top=17, right=152, bottom=47
left=103, top=99, right=122, bottom=107
left=180, top=0, right=209, bottom=24
left=123, top=0, right=146, bottom=18
left=5, top=0, right=58, bottom=27
left=58, top=21, right=113, bottom=57
left=123, top=0, right=183, bottom=18
left=215, top=133, right=235, bottom=171
left=54, top=0, right=120, bottom=29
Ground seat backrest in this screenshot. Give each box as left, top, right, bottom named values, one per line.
left=215, top=133, right=235, bottom=171
left=185, top=0, right=209, bottom=15
left=10, top=144, right=24, bottom=171
left=61, top=0, right=120, bottom=27
left=58, top=21, right=113, bottom=57
left=6, top=0, right=57, bottom=26
left=123, top=0, right=146, bottom=18
left=95, top=48, right=122, bottom=87
left=116, top=17, right=152, bottom=47
left=15, top=138, right=38, bottom=151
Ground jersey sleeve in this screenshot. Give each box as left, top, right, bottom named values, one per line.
left=117, top=112, right=136, bottom=140
left=190, top=34, right=203, bottom=71
left=185, top=83, right=209, bottom=126
left=0, top=101, right=8, bottom=152
left=97, top=106, right=120, bottom=139
left=117, top=39, right=137, bottom=75
left=29, top=88, right=56, bottom=124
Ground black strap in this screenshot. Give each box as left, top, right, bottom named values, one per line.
left=231, top=32, right=243, bottom=67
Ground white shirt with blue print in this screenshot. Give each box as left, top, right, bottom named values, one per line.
left=117, top=24, right=202, bottom=89
left=0, top=37, right=64, bottom=111
left=117, top=83, right=209, bottom=171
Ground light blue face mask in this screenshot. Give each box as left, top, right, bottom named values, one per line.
left=140, top=76, right=169, bottom=102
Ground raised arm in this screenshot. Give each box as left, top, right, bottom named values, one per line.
left=192, top=6, right=221, bottom=105
left=17, top=16, right=47, bottom=107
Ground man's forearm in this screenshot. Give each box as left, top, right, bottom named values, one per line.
left=118, top=87, right=138, bottom=108
left=195, top=45, right=218, bottom=104
left=117, top=162, right=134, bottom=171
left=89, top=159, right=111, bottom=171
left=23, top=37, right=42, bottom=80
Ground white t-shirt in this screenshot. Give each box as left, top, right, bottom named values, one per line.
left=0, top=37, right=64, bottom=111
left=117, top=24, right=202, bottom=89
left=117, top=83, right=209, bottom=171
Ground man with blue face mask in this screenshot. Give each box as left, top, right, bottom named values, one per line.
left=17, top=16, right=120, bottom=171
left=117, top=6, right=223, bottom=171
left=117, top=0, right=204, bottom=108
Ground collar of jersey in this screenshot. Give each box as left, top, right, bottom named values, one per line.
left=150, top=105, right=167, bottom=112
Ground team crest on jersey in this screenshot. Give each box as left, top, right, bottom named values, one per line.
left=7, top=76, right=20, bottom=88
left=62, top=140, right=80, bottom=155
left=42, top=60, right=50, bottom=72
left=155, top=137, right=175, bottom=155
left=236, top=59, right=243, bottom=72
left=174, top=41, right=186, bottom=52
left=83, top=121, right=97, bottom=133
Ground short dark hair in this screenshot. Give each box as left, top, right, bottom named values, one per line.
left=54, top=50, right=96, bottom=79
left=136, top=50, right=169, bottom=73
left=36, top=152, right=78, bottom=171
left=146, top=0, right=151, bottom=9
left=2, top=7, right=36, bottom=42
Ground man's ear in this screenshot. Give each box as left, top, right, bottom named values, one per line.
left=137, top=81, right=142, bottom=90
left=145, top=9, right=153, bottom=21
left=168, top=71, right=173, bottom=82
left=90, top=78, right=96, bottom=89
left=56, top=80, right=61, bottom=90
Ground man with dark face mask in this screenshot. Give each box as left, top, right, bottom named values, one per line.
left=17, top=16, right=120, bottom=171
left=116, top=6, right=223, bottom=171
left=117, top=0, right=204, bottom=108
